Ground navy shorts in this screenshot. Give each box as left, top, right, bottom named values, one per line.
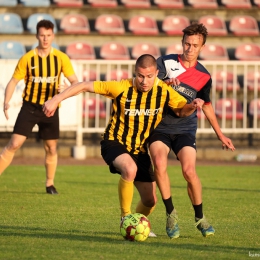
left=13, top=101, right=59, bottom=140
left=100, top=140, right=155, bottom=182
left=149, top=132, right=196, bottom=157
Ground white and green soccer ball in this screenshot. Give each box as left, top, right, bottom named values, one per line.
left=120, top=213, right=151, bottom=242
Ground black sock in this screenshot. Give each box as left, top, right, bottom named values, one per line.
left=193, top=203, right=203, bottom=219
left=163, top=197, right=174, bottom=215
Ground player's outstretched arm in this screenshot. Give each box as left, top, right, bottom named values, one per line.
left=43, top=81, right=95, bottom=117
left=174, top=98, right=204, bottom=117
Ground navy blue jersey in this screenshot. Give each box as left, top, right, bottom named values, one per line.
left=154, top=54, right=212, bottom=136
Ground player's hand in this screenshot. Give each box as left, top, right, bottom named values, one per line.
left=3, top=103, right=10, bottom=120
left=219, top=135, right=236, bottom=151
left=42, top=98, right=59, bottom=117
left=58, top=80, right=69, bottom=93
left=191, top=98, right=204, bottom=109
left=164, top=78, right=180, bottom=86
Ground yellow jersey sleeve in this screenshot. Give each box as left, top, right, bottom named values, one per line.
left=58, top=50, right=75, bottom=78
left=12, top=54, right=29, bottom=80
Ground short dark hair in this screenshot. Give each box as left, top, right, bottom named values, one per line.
left=182, top=23, right=208, bottom=45
left=36, top=20, right=54, bottom=34
left=135, top=54, right=157, bottom=70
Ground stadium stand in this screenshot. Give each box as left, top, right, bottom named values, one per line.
left=166, top=44, right=183, bottom=55
left=121, top=0, right=151, bottom=8
left=95, top=14, right=125, bottom=35
left=220, top=0, right=252, bottom=8
left=0, top=0, right=17, bottom=5
left=0, top=41, right=26, bottom=59
left=213, top=71, right=240, bottom=91
left=0, top=13, right=23, bottom=34
left=186, top=0, right=218, bottom=8
left=83, top=69, right=97, bottom=81
left=88, top=0, right=118, bottom=7
left=128, top=15, right=158, bottom=35
left=154, top=0, right=184, bottom=8
left=65, top=42, right=96, bottom=59
left=20, top=0, right=50, bottom=6
left=246, top=72, right=260, bottom=91
left=100, top=42, right=130, bottom=60
left=229, top=15, right=259, bottom=36
left=83, top=98, right=106, bottom=119
left=234, top=43, right=260, bottom=61
left=162, top=15, right=190, bottom=35
left=198, top=15, right=227, bottom=36
left=60, top=14, right=90, bottom=34
left=105, top=69, right=130, bottom=80
left=199, top=43, right=229, bottom=60
left=27, top=13, right=57, bottom=34
left=249, top=98, right=260, bottom=118
left=253, top=0, right=260, bottom=7
left=215, top=98, right=243, bottom=120
left=131, top=42, right=161, bottom=59
left=53, top=0, right=83, bottom=7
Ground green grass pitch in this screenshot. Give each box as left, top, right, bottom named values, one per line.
left=0, top=164, right=259, bottom=260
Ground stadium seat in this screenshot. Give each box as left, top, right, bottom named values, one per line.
left=253, top=0, right=260, bottom=7
left=0, top=41, right=26, bottom=59
left=20, top=0, right=50, bottom=6
left=0, top=13, right=23, bottom=34
left=215, top=98, right=243, bottom=120
left=95, top=14, right=125, bottom=35
left=83, top=98, right=106, bottom=119
left=166, top=44, right=183, bottom=55
left=31, top=42, right=60, bottom=50
left=249, top=98, right=260, bottom=118
left=220, top=0, right=252, bottom=8
left=128, top=15, right=158, bottom=35
left=186, top=0, right=218, bottom=8
left=245, top=72, right=260, bottom=91
left=121, top=0, right=151, bottom=8
left=154, top=0, right=184, bottom=8
left=105, top=70, right=131, bottom=80
left=213, top=71, right=240, bottom=91
left=229, top=15, right=259, bottom=36
left=66, top=42, right=96, bottom=60
left=0, top=0, right=17, bottom=6
left=199, top=44, right=229, bottom=60
left=131, top=43, right=161, bottom=60
left=27, top=14, right=57, bottom=34
left=234, top=43, right=260, bottom=61
left=100, top=42, right=130, bottom=60
left=53, top=0, right=83, bottom=6
left=198, top=15, right=227, bottom=36
left=88, top=0, right=117, bottom=7
left=197, top=107, right=206, bottom=119
left=83, top=69, right=97, bottom=81
left=60, top=14, right=90, bottom=34
left=162, top=15, right=190, bottom=35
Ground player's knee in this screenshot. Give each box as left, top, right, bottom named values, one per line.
left=183, top=168, right=198, bottom=182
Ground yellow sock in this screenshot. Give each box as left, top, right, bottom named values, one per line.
left=136, top=200, right=156, bottom=217
left=45, top=154, right=57, bottom=187
left=118, top=177, right=134, bottom=217
left=0, top=147, right=15, bottom=175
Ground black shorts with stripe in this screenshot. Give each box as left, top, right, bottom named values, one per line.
left=100, top=140, right=154, bottom=182
left=13, top=101, right=59, bottom=140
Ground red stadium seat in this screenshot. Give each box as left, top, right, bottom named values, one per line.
left=246, top=72, right=260, bottom=91
left=154, top=0, right=184, bottom=8
left=53, top=0, right=83, bottom=6
left=166, top=44, right=183, bottom=55
left=199, top=44, right=229, bottom=60
left=213, top=71, right=240, bottom=91
left=83, top=98, right=106, bottom=119
left=60, top=14, right=89, bottom=34
left=88, top=0, right=117, bottom=7
left=100, top=42, right=130, bottom=60
left=229, top=15, right=259, bottom=36
left=198, top=15, right=227, bottom=36
left=235, top=43, right=260, bottom=61
left=105, top=70, right=131, bottom=80
left=220, top=0, right=252, bottom=8
left=121, top=0, right=151, bottom=8
left=253, top=0, right=260, bottom=7
left=128, top=15, right=158, bottom=35
left=187, top=0, right=218, bottom=8
left=215, top=98, right=243, bottom=120
left=83, top=69, right=97, bottom=81
left=95, top=14, right=125, bottom=35
left=249, top=98, right=260, bottom=118
left=197, top=107, right=206, bottom=119
left=162, top=15, right=190, bottom=35
left=131, top=43, right=161, bottom=59
left=66, top=42, right=96, bottom=60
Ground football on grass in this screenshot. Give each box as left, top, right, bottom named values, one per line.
left=120, top=213, right=151, bottom=242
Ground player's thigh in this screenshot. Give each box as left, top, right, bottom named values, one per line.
left=134, top=181, right=157, bottom=205
left=177, top=146, right=197, bottom=171
left=6, top=133, right=27, bottom=150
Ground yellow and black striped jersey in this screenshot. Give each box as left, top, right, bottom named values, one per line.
left=94, top=78, right=187, bottom=154
left=12, top=48, right=75, bottom=105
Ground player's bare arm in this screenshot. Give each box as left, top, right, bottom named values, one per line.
left=58, top=74, right=78, bottom=93
left=174, top=98, right=204, bottom=117
left=43, top=81, right=94, bottom=117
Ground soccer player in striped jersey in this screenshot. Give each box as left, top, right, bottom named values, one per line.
left=0, top=20, right=78, bottom=194
left=149, top=23, right=236, bottom=238
left=43, top=54, right=204, bottom=230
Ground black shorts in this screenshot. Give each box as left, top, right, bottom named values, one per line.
left=13, top=101, right=59, bottom=140
left=149, top=132, right=196, bottom=157
left=100, top=140, right=154, bottom=182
